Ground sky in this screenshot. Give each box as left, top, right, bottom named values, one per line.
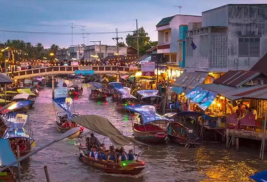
left=0, top=0, right=266, bottom=48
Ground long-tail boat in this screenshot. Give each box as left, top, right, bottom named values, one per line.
left=136, top=90, right=162, bottom=110
left=125, top=105, right=170, bottom=143
left=72, top=115, right=146, bottom=175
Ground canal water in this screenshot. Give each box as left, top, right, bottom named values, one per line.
left=22, top=79, right=266, bottom=182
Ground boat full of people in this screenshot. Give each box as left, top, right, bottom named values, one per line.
left=88, top=82, right=107, bottom=101
left=71, top=115, right=146, bottom=175
left=68, top=85, right=83, bottom=97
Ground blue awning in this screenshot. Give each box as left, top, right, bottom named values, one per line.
left=109, top=82, right=123, bottom=89
left=125, top=105, right=170, bottom=124
left=53, top=97, right=72, bottom=115
left=3, top=128, right=33, bottom=140
left=0, top=139, right=18, bottom=167
left=0, top=100, right=32, bottom=114
left=171, top=86, right=185, bottom=94
left=250, top=170, right=267, bottom=182
left=3, top=113, right=28, bottom=129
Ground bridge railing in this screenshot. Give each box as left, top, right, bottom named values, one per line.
left=12, top=66, right=139, bottom=78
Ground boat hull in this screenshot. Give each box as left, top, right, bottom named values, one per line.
left=80, top=156, right=145, bottom=175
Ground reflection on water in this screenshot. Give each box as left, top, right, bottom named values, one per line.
left=22, top=79, right=265, bottom=182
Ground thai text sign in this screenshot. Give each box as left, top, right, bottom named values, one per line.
left=141, top=62, right=155, bottom=76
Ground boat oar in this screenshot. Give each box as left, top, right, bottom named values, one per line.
left=0, top=127, right=80, bottom=173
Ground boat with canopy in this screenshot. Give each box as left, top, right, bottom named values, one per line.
left=68, top=85, right=83, bottom=97
left=125, top=105, right=170, bottom=143
left=0, top=100, right=33, bottom=114
left=88, top=82, right=106, bottom=101
left=136, top=90, right=162, bottom=110
left=71, top=115, right=146, bottom=175
left=2, top=113, right=35, bottom=157
left=108, top=82, right=123, bottom=99
left=12, top=93, right=35, bottom=108
left=115, top=87, right=140, bottom=111
left=0, top=139, right=17, bottom=182
left=53, top=97, right=82, bottom=134
left=165, top=111, right=201, bottom=147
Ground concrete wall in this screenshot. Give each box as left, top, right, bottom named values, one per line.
left=227, top=4, right=267, bottom=70
left=202, top=5, right=229, bottom=27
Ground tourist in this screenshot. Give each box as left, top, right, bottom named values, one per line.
left=119, top=150, right=128, bottom=162
left=128, top=150, right=135, bottom=161
left=107, top=146, right=116, bottom=162
left=98, top=149, right=107, bottom=161
left=100, top=143, right=106, bottom=151
left=236, top=105, right=243, bottom=118
left=88, top=146, right=98, bottom=160
left=89, top=133, right=101, bottom=148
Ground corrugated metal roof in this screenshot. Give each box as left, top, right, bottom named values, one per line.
left=173, top=72, right=190, bottom=87
left=156, top=16, right=175, bottom=27
left=231, top=85, right=267, bottom=100
left=213, top=70, right=260, bottom=87
left=198, top=84, right=236, bottom=96
left=250, top=53, right=267, bottom=77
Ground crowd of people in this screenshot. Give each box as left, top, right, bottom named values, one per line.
left=82, top=133, right=135, bottom=164
left=9, top=138, right=27, bottom=152
left=230, top=102, right=257, bottom=119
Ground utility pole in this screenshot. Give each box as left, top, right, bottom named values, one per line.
left=71, top=23, right=74, bottom=46
left=136, top=19, right=139, bottom=59
left=112, top=28, right=122, bottom=55
left=174, top=6, right=182, bottom=14
left=81, top=26, right=85, bottom=45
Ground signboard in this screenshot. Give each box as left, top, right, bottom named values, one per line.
left=74, top=70, right=94, bottom=75
left=141, top=62, right=155, bottom=76
left=151, top=53, right=163, bottom=63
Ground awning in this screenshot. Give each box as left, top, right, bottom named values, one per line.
left=3, top=128, right=33, bottom=140
left=71, top=115, right=143, bottom=146
left=0, top=139, right=18, bottom=167
left=186, top=86, right=217, bottom=111
left=3, top=113, right=28, bottom=129
left=17, top=89, right=36, bottom=96
left=173, top=72, right=208, bottom=94
left=120, top=75, right=130, bottom=80
left=171, top=86, right=185, bottom=94
left=0, top=73, right=13, bottom=84
left=0, top=101, right=32, bottom=114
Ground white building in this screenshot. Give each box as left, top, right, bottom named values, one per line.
left=156, top=15, right=202, bottom=64
left=56, top=48, right=70, bottom=61
left=69, top=45, right=85, bottom=61
left=83, top=45, right=127, bottom=61
left=186, top=4, right=267, bottom=72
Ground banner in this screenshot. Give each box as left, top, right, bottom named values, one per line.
left=141, top=62, right=155, bottom=76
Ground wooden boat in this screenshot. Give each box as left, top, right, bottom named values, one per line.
left=88, top=82, right=106, bottom=101
left=68, top=85, right=83, bottom=97
left=125, top=105, right=170, bottom=143
left=79, top=149, right=145, bottom=175
left=115, top=88, right=140, bottom=111
left=166, top=112, right=202, bottom=147
left=71, top=115, right=146, bottom=175
left=136, top=90, right=162, bottom=110
left=0, top=139, right=17, bottom=182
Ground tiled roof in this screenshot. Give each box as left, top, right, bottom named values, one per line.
left=156, top=16, right=175, bottom=27
left=213, top=70, right=260, bottom=87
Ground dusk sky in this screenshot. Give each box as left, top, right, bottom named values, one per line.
left=0, top=0, right=266, bottom=48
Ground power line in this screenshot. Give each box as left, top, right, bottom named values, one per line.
left=0, top=29, right=134, bottom=35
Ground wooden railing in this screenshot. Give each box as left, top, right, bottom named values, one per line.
left=12, top=66, right=139, bottom=78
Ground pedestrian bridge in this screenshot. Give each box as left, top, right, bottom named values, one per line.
left=12, top=66, right=139, bottom=80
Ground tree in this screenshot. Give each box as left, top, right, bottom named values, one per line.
left=50, top=44, right=59, bottom=53
left=126, top=27, right=156, bottom=55
left=117, top=42, right=126, bottom=47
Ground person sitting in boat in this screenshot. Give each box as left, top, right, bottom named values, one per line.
left=138, top=115, right=144, bottom=125
left=128, top=149, right=135, bottom=161
left=119, top=150, right=128, bottom=162
left=19, top=140, right=26, bottom=152
left=100, top=143, right=106, bottom=151
left=88, top=145, right=98, bottom=160
left=62, top=121, right=71, bottom=128
left=97, top=148, right=107, bottom=161
left=71, top=122, right=77, bottom=128
left=119, top=147, right=127, bottom=155
left=107, top=146, right=116, bottom=162
left=89, top=133, right=101, bottom=148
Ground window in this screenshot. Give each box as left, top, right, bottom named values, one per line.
left=165, top=32, right=169, bottom=43
left=239, top=38, right=260, bottom=57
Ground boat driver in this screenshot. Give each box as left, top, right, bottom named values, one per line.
left=89, top=133, right=101, bottom=148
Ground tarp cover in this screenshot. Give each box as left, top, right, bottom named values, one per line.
left=88, top=82, right=102, bottom=89
left=0, top=100, right=32, bottom=114
left=250, top=170, right=267, bottom=182
left=71, top=115, right=142, bottom=146
left=0, top=139, right=18, bottom=167
left=17, top=89, right=36, bottom=96
left=12, top=93, right=30, bottom=101
left=2, top=113, right=28, bottom=129
left=108, top=82, right=123, bottom=89
left=115, top=87, right=136, bottom=99
left=137, top=90, right=159, bottom=98
left=3, top=127, right=32, bottom=140
left=125, top=105, right=170, bottom=124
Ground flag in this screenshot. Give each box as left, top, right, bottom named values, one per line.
left=191, top=41, right=197, bottom=50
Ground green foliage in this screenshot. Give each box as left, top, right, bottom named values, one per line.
left=126, top=27, right=157, bottom=55
left=117, top=42, right=126, bottom=47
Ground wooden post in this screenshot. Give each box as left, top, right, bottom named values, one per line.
left=236, top=137, right=239, bottom=151
left=260, top=113, right=267, bottom=160
left=226, top=129, right=229, bottom=147
left=16, top=145, right=21, bottom=182
left=44, top=166, right=51, bottom=182
left=52, top=75, right=55, bottom=99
